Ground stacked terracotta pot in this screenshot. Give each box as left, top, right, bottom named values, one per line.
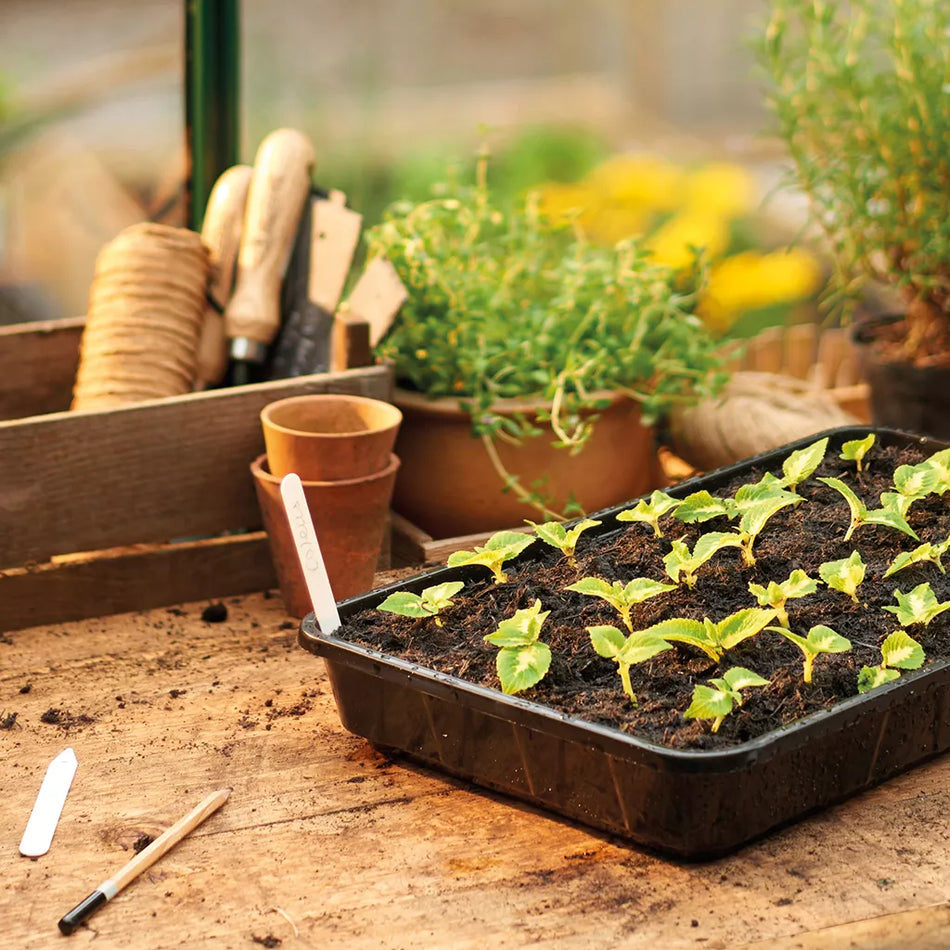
left=71, top=223, right=210, bottom=410
left=252, top=394, right=402, bottom=617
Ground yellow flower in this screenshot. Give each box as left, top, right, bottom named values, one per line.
left=698, top=248, right=823, bottom=332
left=533, top=181, right=598, bottom=223
left=583, top=154, right=685, bottom=212
left=645, top=211, right=731, bottom=270
left=684, top=163, right=757, bottom=218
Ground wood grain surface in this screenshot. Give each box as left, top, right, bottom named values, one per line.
left=2, top=589, right=949, bottom=949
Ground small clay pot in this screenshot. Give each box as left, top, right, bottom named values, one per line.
left=251, top=452, right=400, bottom=617
left=261, top=394, right=402, bottom=481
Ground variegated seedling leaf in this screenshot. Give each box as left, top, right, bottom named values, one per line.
left=616, top=490, right=683, bottom=538
left=447, top=530, right=536, bottom=583
left=587, top=625, right=672, bottom=703
left=857, top=630, right=925, bottom=694
left=652, top=608, right=775, bottom=662
left=566, top=575, right=676, bottom=631
left=839, top=433, right=875, bottom=472
left=766, top=623, right=851, bottom=683
left=749, top=569, right=819, bottom=627
left=674, top=490, right=736, bottom=524
left=893, top=462, right=942, bottom=502
left=818, top=477, right=918, bottom=542
left=528, top=518, right=601, bottom=561
left=684, top=666, right=770, bottom=732
left=662, top=532, right=744, bottom=587
left=883, top=538, right=950, bottom=578
left=819, top=550, right=866, bottom=603
left=883, top=582, right=950, bottom=627
left=483, top=600, right=551, bottom=694
left=736, top=491, right=804, bottom=564
left=782, top=436, right=828, bottom=491
left=377, top=581, right=466, bottom=624
left=924, top=448, right=950, bottom=494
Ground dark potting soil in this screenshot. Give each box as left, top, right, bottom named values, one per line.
left=336, top=441, right=950, bottom=750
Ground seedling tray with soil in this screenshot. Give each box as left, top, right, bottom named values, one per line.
left=299, top=427, right=950, bottom=858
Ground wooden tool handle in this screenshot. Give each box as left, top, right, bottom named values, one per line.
left=195, top=164, right=253, bottom=388
left=224, top=128, right=315, bottom=358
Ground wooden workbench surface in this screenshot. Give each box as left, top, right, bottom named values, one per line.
left=3, top=588, right=949, bottom=950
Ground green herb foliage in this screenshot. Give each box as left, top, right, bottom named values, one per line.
left=377, top=581, right=465, bottom=626
left=483, top=600, right=552, bottom=694
left=684, top=667, right=770, bottom=733
left=446, top=530, right=535, bottom=583
left=766, top=623, right=852, bottom=684
left=587, top=625, right=672, bottom=704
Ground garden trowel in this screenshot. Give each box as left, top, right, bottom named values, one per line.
left=266, top=189, right=362, bottom=378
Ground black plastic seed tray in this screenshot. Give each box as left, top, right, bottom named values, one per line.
left=299, top=427, right=950, bottom=858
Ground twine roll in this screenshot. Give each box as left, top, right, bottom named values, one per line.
left=71, top=223, right=210, bottom=411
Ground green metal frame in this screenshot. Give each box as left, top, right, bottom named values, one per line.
left=185, top=0, right=240, bottom=231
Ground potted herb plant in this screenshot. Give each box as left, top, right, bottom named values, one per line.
left=364, top=151, right=727, bottom=539
left=300, top=425, right=950, bottom=857
left=760, top=0, right=950, bottom=439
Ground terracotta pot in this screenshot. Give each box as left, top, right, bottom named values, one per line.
left=260, top=394, right=402, bottom=481
left=251, top=452, right=400, bottom=616
left=392, top=388, right=658, bottom=538
left=853, top=314, right=950, bottom=440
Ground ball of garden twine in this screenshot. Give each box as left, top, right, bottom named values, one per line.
left=669, top=371, right=858, bottom=471
left=71, top=223, right=210, bottom=411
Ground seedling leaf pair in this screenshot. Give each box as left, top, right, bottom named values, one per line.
left=818, top=477, right=919, bottom=542
left=567, top=575, right=676, bottom=631
left=839, top=433, right=875, bottom=472
left=684, top=667, right=770, bottom=733
left=819, top=551, right=866, bottom=603
left=447, top=530, right=536, bottom=582
left=588, top=625, right=672, bottom=703
left=617, top=491, right=682, bottom=537
left=766, top=623, right=851, bottom=683
left=748, top=569, right=818, bottom=627
left=484, top=600, right=551, bottom=694
left=663, top=533, right=744, bottom=587
left=645, top=607, right=776, bottom=663
left=857, top=631, right=926, bottom=693
left=883, top=583, right=950, bottom=627
left=378, top=581, right=466, bottom=625
left=884, top=538, right=950, bottom=578
left=528, top=518, right=601, bottom=561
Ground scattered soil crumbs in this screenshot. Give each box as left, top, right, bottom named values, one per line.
left=39, top=707, right=95, bottom=729
left=1, top=711, right=19, bottom=729
left=336, top=437, right=950, bottom=750
left=202, top=602, right=228, bottom=623
left=133, top=833, right=154, bottom=854
left=252, top=936, right=282, bottom=948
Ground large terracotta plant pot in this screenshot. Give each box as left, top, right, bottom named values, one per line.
left=392, top=388, right=658, bottom=538
left=853, top=314, right=950, bottom=441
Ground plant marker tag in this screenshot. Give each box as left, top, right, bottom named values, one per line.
left=19, top=747, right=78, bottom=857
left=279, top=473, right=341, bottom=633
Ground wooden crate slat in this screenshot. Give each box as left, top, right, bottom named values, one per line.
left=0, top=531, right=278, bottom=632
left=0, top=364, right=392, bottom=568
left=0, top=316, right=83, bottom=420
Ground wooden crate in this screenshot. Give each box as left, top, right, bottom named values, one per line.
left=0, top=317, right=393, bottom=631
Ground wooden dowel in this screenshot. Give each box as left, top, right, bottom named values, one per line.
left=58, top=788, right=231, bottom=935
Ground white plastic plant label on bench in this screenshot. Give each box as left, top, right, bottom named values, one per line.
left=279, top=473, right=341, bottom=634
left=19, top=747, right=78, bottom=857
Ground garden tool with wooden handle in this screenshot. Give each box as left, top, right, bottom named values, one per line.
left=194, top=163, right=252, bottom=389
left=224, top=128, right=315, bottom=385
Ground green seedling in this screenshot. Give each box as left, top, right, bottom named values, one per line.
left=857, top=630, right=925, bottom=693
left=766, top=623, right=851, bottom=683
left=447, top=530, right=536, bottom=583
left=839, top=433, right=875, bottom=472
left=818, top=551, right=866, bottom=603
left=883, top=582, right=950, bottom=627
left=587, top=625, right=672, bottom=704
left=924, top=448, right=950, bottom=495
left=674, top=489, right=734, bottom=524
left=644, top=607, right=776, bottom=663
left=684, top=667, right=770, bottom=733
left=884, top=538, right=950, bottom=578
left=377, top=581, right=465, bottom=626
left=893, top=462, right=942, bottom=506
left=566, top=576, right=676, bottom=631
left=662, top=533, right=745, bottom=587
left=748, top=569, right=819, bottom=628
left=734, top=492, right=803, bottom=566
left=483, top=600, right=551, bottom=695
left=528, top=518, right=601, bottom=563
left=616, top=490, right=683, bottom=538
left=817, top=477, right=919, bottom=542
left=781, top=437, right=828, bottom=493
